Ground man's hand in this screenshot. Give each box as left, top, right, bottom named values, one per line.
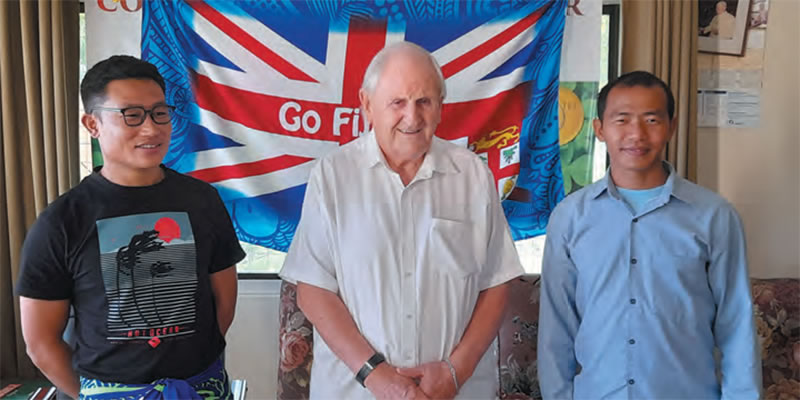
left=396, top=362, right=457, bottom=399
left=365, top=363, right=431, bottom=400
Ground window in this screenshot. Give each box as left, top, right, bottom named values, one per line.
left=592, top=3, right=620, bottom=183
left=79, top=7, right=621, bottom=277
left=236, top=244, right=285, bottom=275
left=515, top=4, right=620, bottom=273
left=229, top=6, right=624, bottom=276
left=601, top=4, right=621, bottom=88
left=79, top=7, right=93, bottom=180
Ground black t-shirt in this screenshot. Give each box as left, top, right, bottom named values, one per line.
left=15, top=166, right=246, bottom=383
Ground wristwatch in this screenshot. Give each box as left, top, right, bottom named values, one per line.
left=355, top=352, right=386, bottom=387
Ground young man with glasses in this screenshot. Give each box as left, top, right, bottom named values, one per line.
left=16, top=55, right=245, bottom=399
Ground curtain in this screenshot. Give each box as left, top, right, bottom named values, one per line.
left=0, top=0, right=80, bottom=380
left=621, top=0, right=698, bottom=181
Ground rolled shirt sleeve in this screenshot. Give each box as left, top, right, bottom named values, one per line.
left=280, top=162, right=339, bottom=293
left=478, top=163, right=524, bottom=291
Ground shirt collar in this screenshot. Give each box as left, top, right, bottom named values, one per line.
left=362, top=130, right=385, bottom=169
left=590, top=161, right=692, bottom=204
left=362, top=131, right=459, bottom=176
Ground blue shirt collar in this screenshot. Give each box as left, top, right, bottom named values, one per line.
left=590, top=161, right=693, bottom=204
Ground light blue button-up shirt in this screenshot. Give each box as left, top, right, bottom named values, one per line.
left=538, top=163, right=761, bottom=399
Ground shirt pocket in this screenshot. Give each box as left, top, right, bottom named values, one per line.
left=650, top=254, right=712, bottom=320
left=427, top=218, right=483, bottom=278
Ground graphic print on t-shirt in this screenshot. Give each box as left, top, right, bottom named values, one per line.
left=96, top=212, right=197, bottom=342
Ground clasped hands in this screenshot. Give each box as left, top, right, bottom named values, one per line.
left=365, top=360, right=459, bottom=400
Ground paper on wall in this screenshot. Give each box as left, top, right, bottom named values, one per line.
left=698, top=90, right=761, bottom=128
left=699, top=69, right=762, bottom=90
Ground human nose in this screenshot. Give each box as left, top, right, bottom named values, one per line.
left=627, top=118, right=647, bottom=139
left=403, top=103, right=421, bottom=125
left=138, top=113, right=165, bottom=135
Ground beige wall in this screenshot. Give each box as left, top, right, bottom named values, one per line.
left=697, top=0, right=800, bottom=278
left=226, top=280, right=281, bottom=399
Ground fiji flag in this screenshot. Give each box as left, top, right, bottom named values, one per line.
left=141, top=0, right=566, bottom=251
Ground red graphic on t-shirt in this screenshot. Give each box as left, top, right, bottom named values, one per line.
left=154, top=217, right=181, bottom=243
left=98, top=212, right=198, bottom=342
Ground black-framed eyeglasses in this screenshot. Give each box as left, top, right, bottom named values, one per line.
left=92, top=104, right=176, bottom=127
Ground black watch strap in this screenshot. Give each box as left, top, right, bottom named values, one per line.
left=355, top=352, right=386, bottom=387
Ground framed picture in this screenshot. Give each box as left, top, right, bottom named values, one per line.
left=749, top=0, right=768, bottom=29
left=698, top=0, right=751, bottom=55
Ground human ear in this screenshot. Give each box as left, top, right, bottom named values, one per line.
left=592, top=118, right=605, bottom=142
left=82, top=113, right=101, bottom=139
left=358, top=89, right=373, bottom=125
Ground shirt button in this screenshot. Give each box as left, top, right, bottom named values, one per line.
left=404, top=272, right=412, bottom=278
left=628, top=379, right=635, bottom=385
left=632, top=218, right=639, bottom=223
left=405, top=314, right=412, bottom=320
left=631, top=258, right=638, bottom=264
left=629, top=339, right=636, bottom=345
left=630, top=298, right=637, bottom=304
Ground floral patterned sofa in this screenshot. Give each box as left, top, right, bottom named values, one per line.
left=277, top=276, right=799, bottom=399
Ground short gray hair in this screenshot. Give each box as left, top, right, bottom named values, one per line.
left=360, top=41, right=447, bottom=99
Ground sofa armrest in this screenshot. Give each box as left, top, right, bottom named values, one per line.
left=751, top=278, right=800, bottom=398
left=276, top=281, right=314, bottom=400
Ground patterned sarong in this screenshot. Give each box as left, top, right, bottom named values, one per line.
left=79, top=358, right=230, bottom=400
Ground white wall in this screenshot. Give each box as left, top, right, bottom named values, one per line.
left=696, top=0, right=800, bottom=279
left=226, top=279, right=282, bottom=400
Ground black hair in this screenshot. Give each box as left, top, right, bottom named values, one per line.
left=597, top=70, right=675, bottom=121
left=80, top=55, right=166, bottom=113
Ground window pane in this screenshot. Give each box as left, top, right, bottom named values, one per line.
left=236, top=243, right=285, bottom=274
left=79, top=12, right=93, bottom=180
left=517, top=12, right=615, bottom=274
left=593, top=14, right=611, bottom=183
left=515, top=235, right=546, bottom=274
left=75, top=11, right=617, bottom=277
left=600, top=14, right=610, bottom=88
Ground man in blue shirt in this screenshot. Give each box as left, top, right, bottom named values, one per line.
left=538, top=71, right=761, bottom=399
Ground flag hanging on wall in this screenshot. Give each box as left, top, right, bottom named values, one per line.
left=141, top=0, right=566, bottom=251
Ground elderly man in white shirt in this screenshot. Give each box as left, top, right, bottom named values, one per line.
left=279, top=41, right=524, bottom=399
left=703, top=0, right=736, bottom=39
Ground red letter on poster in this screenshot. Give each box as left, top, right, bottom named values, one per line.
left=97, top=0, right=117, bottom=12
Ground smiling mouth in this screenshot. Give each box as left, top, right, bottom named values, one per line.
left=399, top=128, right=422, bottom=134
left=136, top=144, right=162, bottom=149
left=622, top=148, right=648, bottom=155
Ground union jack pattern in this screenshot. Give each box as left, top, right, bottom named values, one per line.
left=141, top=0, right=566, bottom=251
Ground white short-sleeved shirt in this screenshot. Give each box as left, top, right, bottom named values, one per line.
left=280, top=132, right=524, bottom=399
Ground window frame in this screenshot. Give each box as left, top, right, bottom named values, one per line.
left=601, top=3, right=621, bottom=170
left=79, top=6, right=623, bottom=280
left=239, top=272, right=279, bottom=280
left=240, top=5, right=625, bottom=279
left=603, top=4, right=621, bottom=84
